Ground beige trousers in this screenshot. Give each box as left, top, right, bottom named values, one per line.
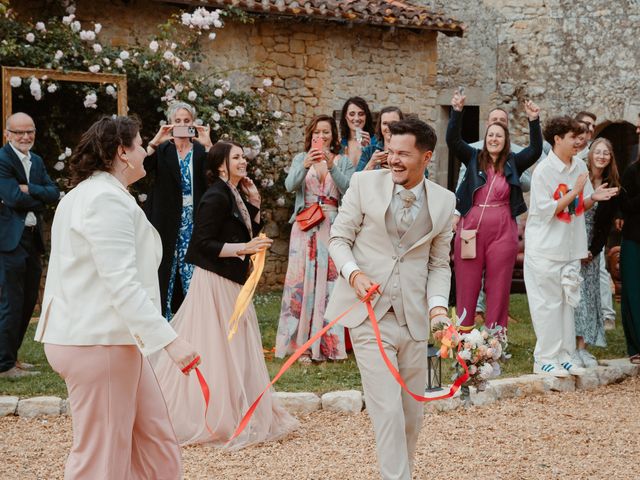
left=45, top=344, right=182, bottom=480
left=349, top=312, right=427, bottom=480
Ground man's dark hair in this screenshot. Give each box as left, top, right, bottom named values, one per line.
left=543, top=116, right=585, bottom=146
left=388, top=118, right=437, bottom=152
left=575, top=111, right=597, bottom=123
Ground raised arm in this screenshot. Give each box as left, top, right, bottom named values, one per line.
left=445, top=91, right=476, bottom=166
left=512, top=100, right=543, bottom=174
left=284, top=152, right=309, bottom=193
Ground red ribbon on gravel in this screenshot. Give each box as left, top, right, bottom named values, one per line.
left=182, top=356, right=217, bottom=440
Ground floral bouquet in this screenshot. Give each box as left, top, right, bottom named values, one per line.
left=431, top=314, right=508, bottom=393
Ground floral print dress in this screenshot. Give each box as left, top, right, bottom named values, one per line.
left=276, top=167, right=345, bottom=361
left=164, top=149, right=195, bottom=319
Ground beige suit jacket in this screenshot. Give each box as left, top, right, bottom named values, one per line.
left=326, top=169, right=455, bottom=341
left=35, top=171, right=177, bottom=356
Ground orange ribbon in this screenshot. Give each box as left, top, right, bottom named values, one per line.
left=226, top=285, right=470, bottom=444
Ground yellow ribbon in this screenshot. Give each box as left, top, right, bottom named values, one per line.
left=227, top=234, right=267, bottom=341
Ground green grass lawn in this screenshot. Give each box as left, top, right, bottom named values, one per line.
left=0, top=293, right=629, bottom=398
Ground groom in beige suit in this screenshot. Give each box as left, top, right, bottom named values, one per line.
left=327, top=118, right=455, bottom=480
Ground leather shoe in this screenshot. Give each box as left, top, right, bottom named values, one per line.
left=0, top=366, right=40, bottom=378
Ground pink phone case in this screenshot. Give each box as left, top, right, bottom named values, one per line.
left=312, top=137, right=323, bottom=151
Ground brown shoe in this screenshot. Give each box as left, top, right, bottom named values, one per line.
left=16, top=361, right=35, bottom=370
left=0, top=366, right=40, bottom=378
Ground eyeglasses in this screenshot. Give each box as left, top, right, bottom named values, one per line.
left=7, top=129, right=36, bottom=137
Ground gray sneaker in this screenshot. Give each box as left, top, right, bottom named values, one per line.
left=579, top=349, right=599, bottom=368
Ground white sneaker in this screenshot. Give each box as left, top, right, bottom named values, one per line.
left=533, top=362, right=570, bottom=377
left=561, top=361, right=586, bottom=376
left=578, top=349, right=599, bottom=368
left=570, top=351, right=585, bottom=368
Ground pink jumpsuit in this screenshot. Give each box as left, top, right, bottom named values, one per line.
left=454, top=168, right=518, bottom=331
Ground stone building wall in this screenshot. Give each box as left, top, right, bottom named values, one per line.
left=423, top=0, right=640, bottom=155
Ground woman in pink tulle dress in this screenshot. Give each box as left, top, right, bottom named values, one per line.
left=151, top=141, right=297, bottom=448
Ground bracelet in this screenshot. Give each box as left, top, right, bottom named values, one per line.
left=429, top=308, right=448, bottom=320
left=349, top=270, right=363, bottom=288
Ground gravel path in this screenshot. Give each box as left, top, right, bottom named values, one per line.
left=2, top=377, right=639, bottom=479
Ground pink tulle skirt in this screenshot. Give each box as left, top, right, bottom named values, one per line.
left=150, top=267, right=298, bottom=449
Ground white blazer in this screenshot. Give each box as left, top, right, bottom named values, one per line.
left=35, top=171, right=177, bottom=356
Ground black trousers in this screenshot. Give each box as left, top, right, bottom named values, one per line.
left=0, top=229, right=43, bottom=372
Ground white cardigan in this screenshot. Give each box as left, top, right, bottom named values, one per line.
left=35, top=171, right=177, bottom=356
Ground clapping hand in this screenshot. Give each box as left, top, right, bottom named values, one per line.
left=592, top=182, right=619, bottom=202
left=524, top=99, right=540, bottom=121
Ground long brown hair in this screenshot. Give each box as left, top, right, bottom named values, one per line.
left=587, top=138, right=620, bottom=188
left=478, top=121, right=510, bottom=174
left=304, top=115, right=340, bottom=154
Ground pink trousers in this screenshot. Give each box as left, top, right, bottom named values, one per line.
left=45, top=344, right=182, bottom=480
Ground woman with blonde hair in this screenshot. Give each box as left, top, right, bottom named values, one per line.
left=573, top=137, right=621, bottom=367
left=144, top=102, right=213, bottom=318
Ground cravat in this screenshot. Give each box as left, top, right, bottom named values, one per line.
left=397, top=189, right=416, bottom=237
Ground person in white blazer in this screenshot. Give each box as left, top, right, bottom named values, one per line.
left=35, top=116, right=200, bottom=480
left=326, top=118, right=455, bottom=480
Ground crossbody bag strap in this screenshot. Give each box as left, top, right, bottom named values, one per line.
left=462, top=173, right=498, bottom=230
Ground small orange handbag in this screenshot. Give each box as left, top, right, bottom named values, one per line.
left=295, top=203, right=325, bottom=231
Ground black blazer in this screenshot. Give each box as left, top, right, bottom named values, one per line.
left=143, top=141, right=207, bottom=306
left=0, top=143, right=59, bottom=253
left=185, top=178, right=262, bottom=285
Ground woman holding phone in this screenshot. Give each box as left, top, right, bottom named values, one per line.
left=339, top=96, right=378, bottom=167
left=356, top=106, right=404, bottom=172
left=144, top=102, right=213, bottom=318
left=276, top=115, right=354, bottom=362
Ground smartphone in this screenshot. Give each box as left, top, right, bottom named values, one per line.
left=457, top=86, right=465, bottom=96
left=311, top=136, right=323, bottom=152
left=172, top=125, right=197, bottom=138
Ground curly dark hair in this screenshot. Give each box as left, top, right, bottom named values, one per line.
left=339, top=96, right=375, bottom=141
left=205, top=140, right=244, bottom=185
left=303, top=115, right=341, bottom=154
left=68, top=116, right=140, bottom=187
left=387, top=117, right=437, bottom=152
left=543, top=116, right=585, bottom=146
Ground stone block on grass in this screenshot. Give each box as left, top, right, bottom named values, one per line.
left=321, top=390, right=363, bottom=414
left=596, top=365, right=626, bottom=386
left=0, top=396, right=18, bottom=416
left=273, top=392, right=321, bottom=415
left=541, top=376, right=576, bottom=393
left=17, top=396, right=62, bottom=418
left=575, top=370, right=600, bottom=390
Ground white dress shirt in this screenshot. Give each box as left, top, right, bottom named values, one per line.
left=9, top=143, right=37, bottom=227
left=525, top=149, right=594, bottom=262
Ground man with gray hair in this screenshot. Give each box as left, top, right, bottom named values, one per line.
left=0, top=112, right=59, bottom=377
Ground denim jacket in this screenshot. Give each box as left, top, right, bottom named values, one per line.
left=446, top=109, right=542, bottom=218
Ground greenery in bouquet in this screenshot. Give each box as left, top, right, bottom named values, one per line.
left=0, top=1, right=288, bottom=210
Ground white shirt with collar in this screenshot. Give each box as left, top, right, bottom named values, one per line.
left=9, top=142, right=37, bottom=227
left=525, top=149, right=594, bottom=262
left=341, top=179, right=447, bottom=311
